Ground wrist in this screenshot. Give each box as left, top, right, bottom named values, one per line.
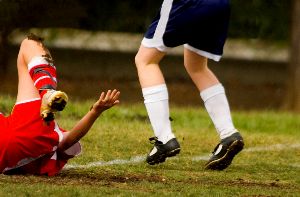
left=89, top=105, right=103, bottom=116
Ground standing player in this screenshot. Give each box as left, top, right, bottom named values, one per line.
left=0, top=34, right=120, bottom=176
left=135, top=0, right=244, bottom=170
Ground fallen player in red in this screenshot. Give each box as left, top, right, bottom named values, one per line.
left=0, top=34, right=120, bottom=176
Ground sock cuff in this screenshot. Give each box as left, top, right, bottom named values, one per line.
left=28, top=56, right=55, bottom=71
left=142, top=84, right=168, bottom=103
left=200, top=83, right=225, bottom=102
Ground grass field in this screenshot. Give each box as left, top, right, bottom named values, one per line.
left=0, top=95, right=299, bottom=196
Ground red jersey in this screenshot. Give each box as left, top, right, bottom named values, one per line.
left=0, top=99, right=81, bottom=176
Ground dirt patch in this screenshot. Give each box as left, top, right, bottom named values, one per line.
left=1, top=172, right=295, bottom=191
left=0, top=170, right=166, bottom=186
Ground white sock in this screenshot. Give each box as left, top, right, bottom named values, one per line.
left=200, top=84, right=238, bottom=139
left=142, top=84, right=175, bottom=144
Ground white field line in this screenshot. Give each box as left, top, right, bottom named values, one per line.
left=64, top=143, right=300, bottom=170
left=65, top=155, right=145, bottom=169
left=243, top=143, right=300, bottom=153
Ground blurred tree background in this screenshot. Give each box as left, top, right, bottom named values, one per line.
left=1, top=0, right=299, bottom=111
left=0, top=0, right=291, bottom=39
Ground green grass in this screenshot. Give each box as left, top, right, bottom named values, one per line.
left=0, top=95, right=299, bottom=196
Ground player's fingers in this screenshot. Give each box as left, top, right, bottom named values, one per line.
left=108, top=90, right=120, bottom=104
left=109, top=89, right=117, bottom=97
left=104, top=90, right=112, bottom=101
left=111, top=89, right=118, bottom=95
left=99, top=92, right=105, bottom=101
left=107, top=89, right=117, bottom=102
left=113, top=100, right=120, bottom=105
left=112, top=91, right=120, bottom=101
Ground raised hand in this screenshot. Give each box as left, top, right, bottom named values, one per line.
left=90, top=89, right=120, bottom=114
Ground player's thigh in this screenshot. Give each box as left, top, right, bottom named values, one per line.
left=16, top=61, right=40, bottom=103
left=183, top=48, right=208, bottom=72
left=16, top=39, right=41, bottom=103
left=135, top=45, right=166, bottom=67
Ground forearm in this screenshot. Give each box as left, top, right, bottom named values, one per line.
left=57, top=109, right=102, bottom=151
left=57, top=89, right=120, bottom=152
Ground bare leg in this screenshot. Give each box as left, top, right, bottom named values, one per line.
left=135, top=45, right=166, bottom=88
left=135, top=45, right=180, bottom=165
left=16, top=35, right=67, bottom=122
left=135, top=45, right=174, bottom=141
left=16, top=37, right=47, bottom=103
left=184, top=48, right=219, bottom=91
left=184, top=47, right=238, bottom=139
left=184, top=47, right=244, bottom=170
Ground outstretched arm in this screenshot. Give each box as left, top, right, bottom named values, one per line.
left=57, top=89, right=120, bottom=152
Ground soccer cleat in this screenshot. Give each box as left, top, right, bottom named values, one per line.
left=40, top=90, right=68, bottom=122
left=205, top=132, right=244, bottom=170
left=146, top=137, right=181, bottom=165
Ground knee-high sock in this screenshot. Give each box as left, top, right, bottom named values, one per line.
left=200, top=84, right=237, bottom=139
left=142, top=84, right=175, bottom=144
left=28, top=56, right=57, bottom=97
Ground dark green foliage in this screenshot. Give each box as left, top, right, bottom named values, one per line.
left=230, top=0, right=291, bottom=40
left=78, top=0, right=161, bottom=32
left=0, top=0, right=86, bottom=29
left=0, top=0, right=291, bottom=40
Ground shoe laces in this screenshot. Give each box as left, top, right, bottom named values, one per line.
left=149, top=137, right=163, bottom=145
left=149, top=137, right=158, bottom=144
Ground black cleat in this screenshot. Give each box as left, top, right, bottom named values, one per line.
left=146, top=137, right=181, bottom=165
left=205, top=132, right=244, bottom=170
